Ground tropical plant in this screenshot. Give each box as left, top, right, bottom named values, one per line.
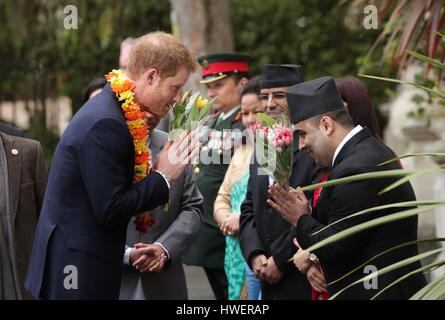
left=363, top=0, right=445, bottom=74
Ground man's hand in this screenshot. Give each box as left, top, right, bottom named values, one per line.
left=259, top=256, right=284, bottom=285
left=250, top=253, right=267, bottom=278
left=131, top=243, right=167, bottom=273
left=267, top=185, right=310, bottom=226
left=154, top=131, right=199, bottom=182
left=291, top=238, right=312, bottom=274
left=292, top=249, right=312, bottom=274
left=219, top=213, right=240, bottom=237
left=307, top=263, right=328, bottom=294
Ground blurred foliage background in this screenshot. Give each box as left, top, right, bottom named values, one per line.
left=0, top=0, right=398, bottom=166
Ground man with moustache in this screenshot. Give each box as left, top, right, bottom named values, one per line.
left=239, top=64, right=314, bottom=299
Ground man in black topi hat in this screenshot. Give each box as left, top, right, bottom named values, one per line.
left=267, top=76, right=427, bottom=299
left=239, top=64, right=315, bottom=300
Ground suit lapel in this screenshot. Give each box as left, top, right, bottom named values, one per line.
left=333, top=128, right=371, bottom=168
left=315, top=129, right=372, bottom=224
left=1, top=134, right=22, bottom=226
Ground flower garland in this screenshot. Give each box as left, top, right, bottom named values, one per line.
left=105, top=69, right=155, bottom=234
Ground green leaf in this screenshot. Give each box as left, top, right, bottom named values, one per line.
left=297, top=168, right=445, bottom=192
left=312, top=201, right=445, bottom=237
left=410, top=274, right=445, bottom=300
left=184, top=93, right=200, bottom=131
left=379, top=153, right=445, bottom=166
left=257, top=112, right=277, bottom=126
left=418, top=277, right=445, bottom=300
left=372, top=258, right=445, bottom=300
left=187, top=93, right=201, bottom=119
left=407, top=50, right=445, bottom=70
left=359, top=74, right=445, bottom=100
left=329, top=248, right=444, bottom=300
left=378, top=172, right=424, bottom=195
left=328, top=238, right=445, bottom=286
left=305, top=204, right=442, bottom=253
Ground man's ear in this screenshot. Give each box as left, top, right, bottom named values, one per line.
left=320, top=116, right=334, bottom=136
left=236, top=77, right=248, bottom=93
left=239, top=77, right=248, bottom=87
left=145, top=68, right=158, bottom=85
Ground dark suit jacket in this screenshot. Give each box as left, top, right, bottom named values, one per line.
left=120, top=130, right=203, bottom=300
left=0, top=133, right=47, bottom=299
left=296, top=128, right=427, bottom=299
left=239, top=133, right=315, bottom=299
left=25, top=83, right=169, bottom=299
left=184, top=109, right=244, bottom=269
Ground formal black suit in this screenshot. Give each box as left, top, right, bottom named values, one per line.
left=296, top=127, right=427, bottom=299
left=25, top=83, right=169, bottom=299
left=239, top=133, right=315, bottom=299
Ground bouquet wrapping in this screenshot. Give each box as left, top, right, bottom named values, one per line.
left=254, top=112, right=293, bottom=189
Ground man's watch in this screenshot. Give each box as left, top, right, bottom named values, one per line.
left=309, top=253, right=319, bottom=263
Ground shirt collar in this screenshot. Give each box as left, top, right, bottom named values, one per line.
left=219, top=106, right=240, bottom=122
left=332, top=125, right=363, bottom=166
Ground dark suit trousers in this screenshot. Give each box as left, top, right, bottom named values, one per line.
left=204, top=267, right=228, bottom=300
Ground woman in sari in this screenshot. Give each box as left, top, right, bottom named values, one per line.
left=214, top=76, right=263, bottom=300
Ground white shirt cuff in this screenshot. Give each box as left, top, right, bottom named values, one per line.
left=124, top=246, right=132, bottom=265
left=154, top=242, right=170, bottom=260
left=155, top=170, right=171, bottom=189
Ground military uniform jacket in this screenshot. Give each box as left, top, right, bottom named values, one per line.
left=184, top=109, right=244, bottom=269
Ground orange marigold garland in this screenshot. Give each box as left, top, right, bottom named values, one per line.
left=105, top=69, right=155, bottom=234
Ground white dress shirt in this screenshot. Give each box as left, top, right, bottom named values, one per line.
left=332, top=125, right=363, bottom=166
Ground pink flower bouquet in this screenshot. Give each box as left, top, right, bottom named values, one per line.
left=254, top=112, right=293, bottom=189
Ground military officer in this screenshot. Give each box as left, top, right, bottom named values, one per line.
left=184, top=53, right=250, bottom=300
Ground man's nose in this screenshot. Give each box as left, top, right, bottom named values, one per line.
left=173, top=91, right=181, bottom=103
left=206, top=87, right=215, bottom=98
left=266, top=96, right=276, bottom=108
left=298, top=137, right=305, bottom=151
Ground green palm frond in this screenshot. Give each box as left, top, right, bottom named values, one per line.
left=358, top=74, right=445, bottom=100
left=328, top=238, right=445, bottom=286
left=312, top=201, right=445, bottom=237
left=372, top=259, right=445, bottom=300
left=305, top=204, right=442, bottom=253
left=296, top=167, right=445, bottom=192
left=378, top=172, right=425, bottom=195
left=406, top=50, right=445, bottom=70
left=379, top=153, right=445, bottom=166
left=410, top=274, right=445, bottom=300
left=329, top=248, right=444, bottom=300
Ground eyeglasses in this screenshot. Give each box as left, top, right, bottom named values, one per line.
left=258, top=92, right=287, bottom=101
